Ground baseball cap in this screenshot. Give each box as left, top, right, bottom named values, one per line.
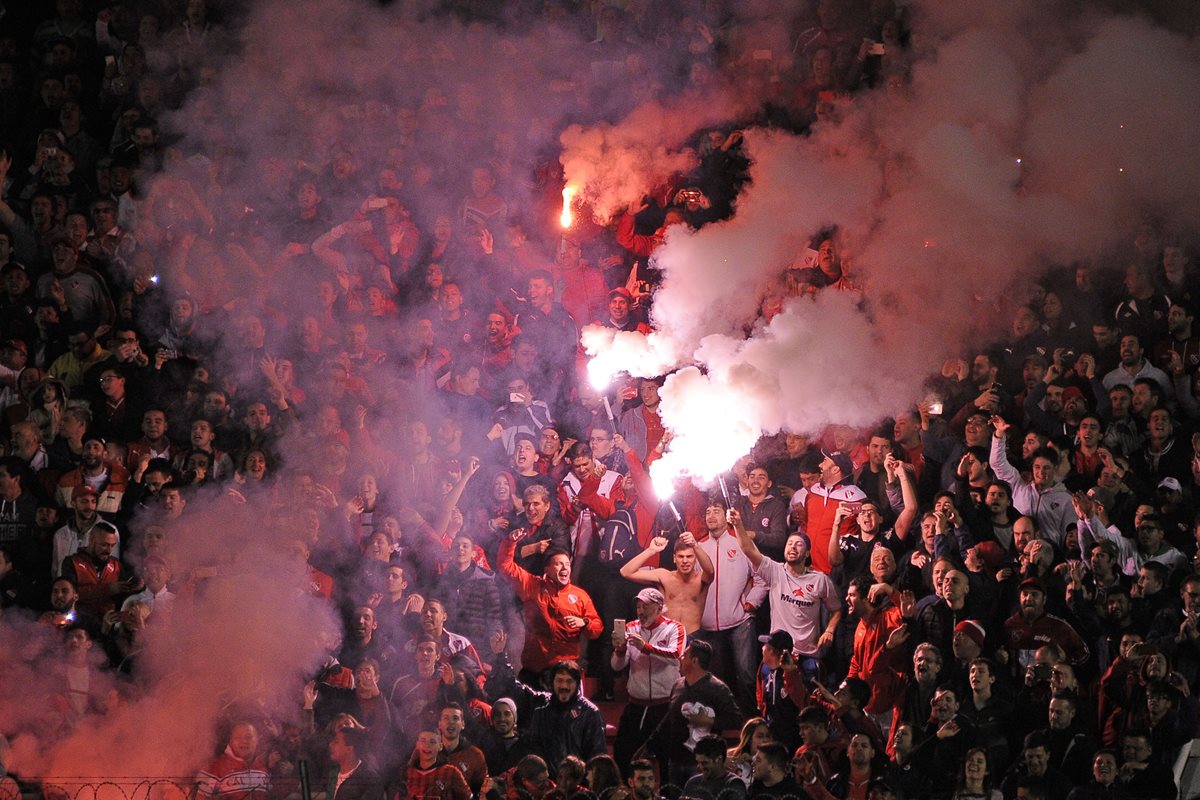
left=821, top=449, right=854, bottom=477
left=635, top=587, right=665, bottom=606
left=1158, top=477, right=1183, bottom=493
left=1062, top=386, right=1085, bottom=406
left=608, top=287, right=634, bottom=301
left=757, top=629, right=794, bottom=653
left=74, top=485, right=99, bottom=499
left=1019, top=577, right=1046, bottom=594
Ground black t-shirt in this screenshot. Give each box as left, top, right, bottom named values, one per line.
left=748, top=775, right=811, bottom=800
left=833, top=529, right=907, bottom=588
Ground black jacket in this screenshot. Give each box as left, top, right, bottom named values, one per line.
left=484, top=654, right=606, bottom=772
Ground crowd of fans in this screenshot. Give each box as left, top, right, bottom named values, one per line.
left=0, top=1, right=1197, bottom=800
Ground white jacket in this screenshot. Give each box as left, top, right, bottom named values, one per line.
left=611, top=615, right=685, bottom=703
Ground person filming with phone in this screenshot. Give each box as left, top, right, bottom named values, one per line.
left=610, top=587, right=685, bottom=775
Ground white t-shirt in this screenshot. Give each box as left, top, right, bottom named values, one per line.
left=756, top=558, right=840, bottom=656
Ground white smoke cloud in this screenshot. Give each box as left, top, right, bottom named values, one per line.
left=585, top=2, right=1200, bottom=486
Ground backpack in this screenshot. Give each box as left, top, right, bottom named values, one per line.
left=597, top=507, right=640, bottom=569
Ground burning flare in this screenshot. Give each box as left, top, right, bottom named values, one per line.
left=560, top=185, right=577, bottom=228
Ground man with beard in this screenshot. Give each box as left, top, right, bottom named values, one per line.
left=626, top=760, right=662, bottom=800
left=731, top=509, right=841, bottom=681
left=804, top=451, right=866, bottom=574
left=51, top=485, right=115, bottom=577
left=1004, top=578, right=1090, bottom=671
left=38, top=575, right=100, bottom=637
left=10, top=420, right=50, bottom=473
left=60, top=522, right=139, bottom=617
left=610, top=587, right=685, bottom=773
left=1102, top=334, right=1172, bottom=397
left=478, top=697, right=535, bottom=775
left=485, top=655, right=606, bottom=775
left=497, top=529, right=601, bottom=683
left=339, top=605, right=396, bottom=679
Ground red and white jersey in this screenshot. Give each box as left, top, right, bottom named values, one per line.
left=610, top=615, right=685, bottom=702
left=697, top=530, right=767, bottom=631
left=558, top=469, right=623, bottom=558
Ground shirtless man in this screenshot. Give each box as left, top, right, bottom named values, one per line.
left=620, top=532, right=713, bottom=634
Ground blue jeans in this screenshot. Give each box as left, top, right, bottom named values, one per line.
left=693, top=617, right=759, bottom=716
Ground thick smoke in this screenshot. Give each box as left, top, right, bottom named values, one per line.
left=3, top=0, right=794, bottom=785
left=4, top=0, right=1198, bottom=785
left=583, top=1, right=1200, bottom=487
left=2, top=498, right=335, bottom=782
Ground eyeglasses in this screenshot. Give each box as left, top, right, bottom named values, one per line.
left=99, top=376, right=120, bottom=383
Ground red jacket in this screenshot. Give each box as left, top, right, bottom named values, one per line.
left=848, top=604, right=906, bottom=715
left=497, top=538, right=602, bottom=673
left=56, top=461, right=130, bottom=515
left=804, top=480, right=865, bottom=574
left=62, top=551, right=125, bottom=616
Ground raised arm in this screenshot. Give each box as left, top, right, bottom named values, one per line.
left=728, top=508, right=763, bottom=570
left=434, top=456, right=481, bottom=536
left=988, top=416, right=1022, bottom=488
left=828, top=503, right=854, bottom=568
left=682, top=531, right=714, bottom=583
left=620, top=535, right=669, bottom=584
left=890, top=456, right=919, bottom=540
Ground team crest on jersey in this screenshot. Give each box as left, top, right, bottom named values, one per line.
left=792, top=587, right=807, bottom=598
left=568, top=593, right=578, bottom=604
left=727, top=549, right=737, bottom=559
left=761, top=518, right=770, bottom=527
